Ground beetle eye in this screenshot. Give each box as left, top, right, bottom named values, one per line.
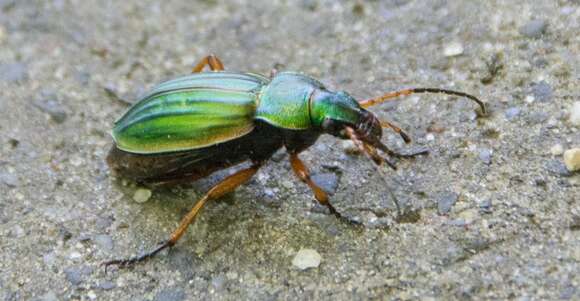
left=321, top=118, right=351, bottom=138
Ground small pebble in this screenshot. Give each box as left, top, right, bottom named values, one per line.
left=280, top=179, right=294, bottom=190
left=526, top=112, right=548, bottom=125
left=458, top=209, right=479, bottom=224
left=437, top=191, right=458, bottom=215
left=545, top=160, right=572, bottom=177
left=504, top=107, right=521, bottom=120
left=479, top=199, right=493, bottom=213
left=570, top=101, right=580, bottom=126
left=0, top=172, right=19, bottom=187
left=97, top=281, right=116, bottom=290
left=0, top=62, right=28, bottom=82
left=311, top=173, right=339, bottom=194
left=36, top=291, right=59, bottom=301
left=154, top=288, right=186, bottom=301
left=292, top=248, right=322, bottom=270
left=479, top=148, right=492, bottom=165
left=443, top=41, right=464, bottom=57
left=92, top=234, right=113, bottom=251
left=563, top=148, right=580, bottom=172
left=550, top=144, right=564, bottom=156
left=519, top=19, right=548, bottom=38
left=133, top=188, right=152, bottom=203
left=64, top=265, right=93, bottom=286
left=211, top=274, right=227, bottom=292
left=33, top=97, right=67, bottom=124
left=531, top=81, right=553, bottom=102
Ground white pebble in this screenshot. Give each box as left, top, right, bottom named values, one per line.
left=443, top=42, right=464, bottom=57
left=69, top=251, right=82, bottom=260
left=133, top=188, right=152, bottom=203
left=570, top=101, right=580, bottom=126
left=550, top=144, right=564, bottom=156
left=292, top=248, right=321, bottom=270
left=563, top=148, right=580, bottom=172
left=525, top=95, right=535, bottom=103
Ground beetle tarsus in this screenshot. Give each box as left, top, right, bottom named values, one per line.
left=192, top=54, right=225, bottom=73
left=389, top=149, right=429, bottom=158
left=325, top=203, right=362, bottom=226
left=103, top=240, right=172, bottom=270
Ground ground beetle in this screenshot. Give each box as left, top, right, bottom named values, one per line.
left=105, top=54, right=486, bottom=267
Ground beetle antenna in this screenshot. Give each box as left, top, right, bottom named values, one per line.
left=359, top=88, right=486, bottom=115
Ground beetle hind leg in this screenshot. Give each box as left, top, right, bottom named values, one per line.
left=192, top=54, right=225, bottom=73
left=104, top=162, right=262, bottom=269
left=289, top=153, right=361, bottom=225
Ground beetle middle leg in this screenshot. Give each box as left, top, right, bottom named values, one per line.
left=192, top=54, right=225, bottom=73
left=104, top=162, right=262, bottom=268
left=288, top=153, right=361, bottom=225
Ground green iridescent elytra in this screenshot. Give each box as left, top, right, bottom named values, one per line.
left=112, top=71, right=362, bottom=154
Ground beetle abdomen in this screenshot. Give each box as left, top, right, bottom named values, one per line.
left=112, top=72, right=268, bottom=154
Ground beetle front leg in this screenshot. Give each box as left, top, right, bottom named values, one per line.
left=104, top=162, right=262, bottom=269
left=289, top=153, right=361, bottom=225
left=192, top=54, right=225, bottom=73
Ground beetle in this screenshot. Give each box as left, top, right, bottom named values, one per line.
left=105, top=54, right=486, bottom=267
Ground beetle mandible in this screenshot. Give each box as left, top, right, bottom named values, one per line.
left=105, top=54, right=486, bottom=267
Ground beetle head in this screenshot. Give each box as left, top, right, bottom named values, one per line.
left=310, top=90, right=395, bottom=167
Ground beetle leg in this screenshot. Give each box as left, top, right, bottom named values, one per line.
left=289, top=153, right=361, bottom=225
left=191, top=54, right=225, bottom=73
left=345, top=127, right=397, bottom=170
left=380, top=120, right=412, bottom=144
left=104, top=162, right=262, bottom=269
left=373, top=141, right=429, bottom=159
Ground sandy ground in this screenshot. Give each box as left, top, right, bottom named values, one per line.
left=0, top=0, right=578, bottom=300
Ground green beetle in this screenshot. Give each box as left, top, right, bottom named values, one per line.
left=106, top=55, right=486, bottom=267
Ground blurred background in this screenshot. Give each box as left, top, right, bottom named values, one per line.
left=0, top=1, right=578, bottom=300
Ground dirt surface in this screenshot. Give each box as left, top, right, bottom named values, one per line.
left=1, top=1, right=578, bottom=300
